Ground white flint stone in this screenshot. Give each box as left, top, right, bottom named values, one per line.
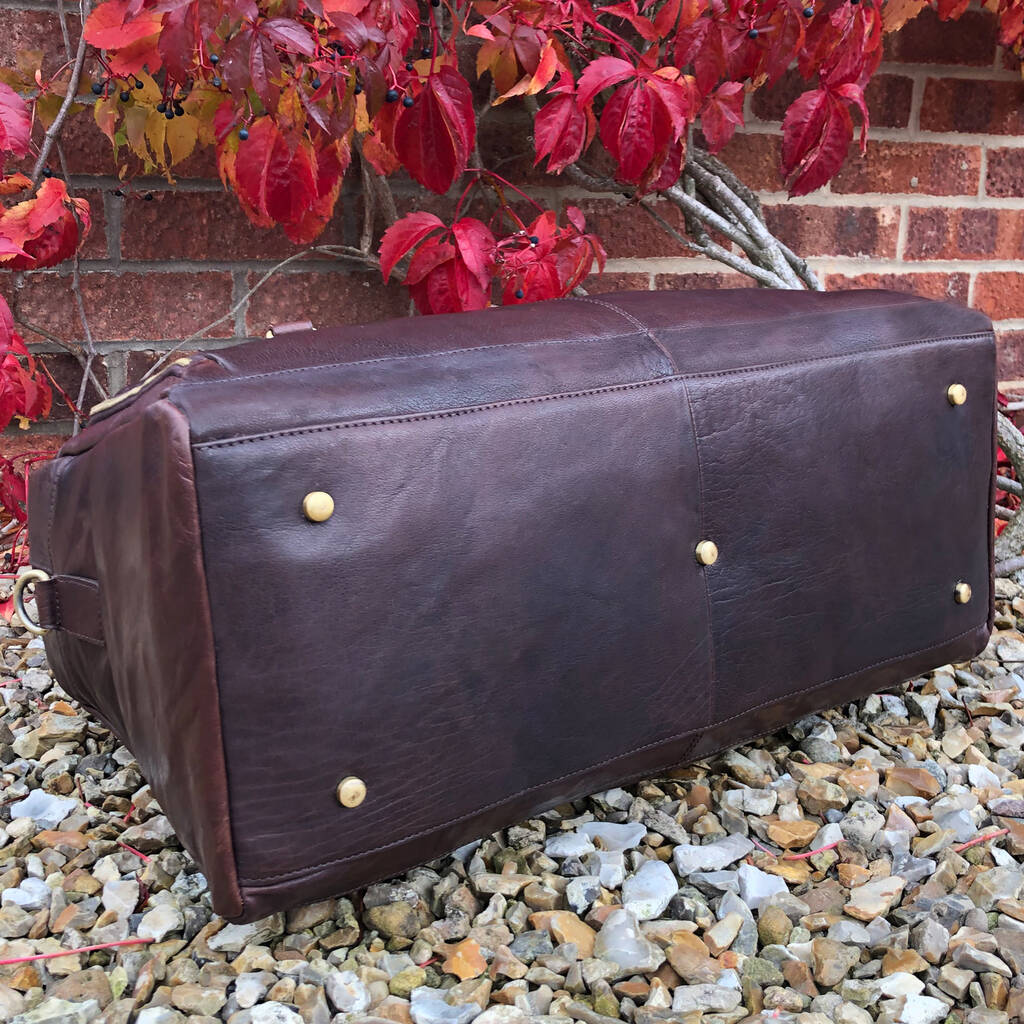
left=672, top=834, right=754, bottom=875
left=578, top=821, right=647, bottom=851
left=622, top=859, right=677, bottom=920
left=737, top=863, right=788, bottom=911
left=325, top=969, right=371, bottom=1013
left=543, top=832, right=595, bottom=859
left=592, top=908, right=666, bottom=973
left=9, top=790, right=77, bottom=830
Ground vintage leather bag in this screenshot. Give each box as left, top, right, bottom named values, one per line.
left=22, top=288, right=996, bottom=923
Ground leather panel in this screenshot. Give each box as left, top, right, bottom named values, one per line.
left=192, top=380, right=713, bottom=884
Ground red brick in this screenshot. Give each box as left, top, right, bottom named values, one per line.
left=752, top=70, right=913, bottom=129
left=35, top=352, right=108, bottom=418
left=583, top=272, right=651, bottom=294
left=121, top=189, right=347, bottom=261
left=883, top=7, right=997, bottom=66
left=16, top=271, right=235, bottom=343
left=0, top=434, right=65, bottom=460
left=246, top=272, right=409, bottom=335
left=567, top=197, right=696, bottom=259
left=764, top=204, right=900, bottom=258
left=974, top=272, right=1024, bottom=320
left=702, top=132, right=783, bottom=192
left=997, top=331, right=1024, bottom=381
left=830, top=141, right=981, bottom=195
left=905, top=207, right=1024, bottom=260
left=986, top=149, right=1024, bottom=198
left=0, top=9, right=96, bottom=82
left=656, top=272, right=756, bottom=291
left=920, top=78, right=1024, bottom=136
left=824, top=271, right=970, bottom=304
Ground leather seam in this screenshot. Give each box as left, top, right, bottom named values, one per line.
left=235, top=619, right=987, bottom=883
left=570, top=296, right=680, bottom=374
left=680, top=376, right=717, bottom=734
left=193, top=332, right=994, bottom=451
left=183, top=330, right=647, bottom=387
left=185, top=298, right=963, bottom=387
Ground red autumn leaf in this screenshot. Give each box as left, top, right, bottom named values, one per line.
left=157, top=4, right=195, bottom=84
left=378, top=211, right=446, bottom=281
left=83, top=0, right=163, bottom=49
left=700, top=80, right=745, bottom=152
left=262, top=17, right=317, bottom=56
left=0, top=293, right=13, bottom=347
left=534, top=95, right=589, bottom=174
left=0, top=179, right=92, bottom=270
left=0, top=173, right=31, bottom=196
left=576, top=56, right=636, bottom=107
left=405, top=237, right=491, bottom=314
left=451, top=217, right=497, bottom=292
left=781, top=87, right=853, bottom=196
left=0, top=457, right=28, bottom=524
left=0, top=83, right=31, bottom=164
left=394, top=66, right=476, bottom=194
left=233, top=118, right=318, bottom=228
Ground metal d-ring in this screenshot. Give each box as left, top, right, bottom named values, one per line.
left=12, top=569, right=51, bottom=636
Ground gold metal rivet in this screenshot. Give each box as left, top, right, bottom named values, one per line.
left=954, top=581, right=972, bottom=604
left=337, top=776, right=366, bottom=808
left=303, top=491, right=334, bottom=523
left=947, top=383, right=967, bottom=406
left=695, top=540, right=719, bottom=567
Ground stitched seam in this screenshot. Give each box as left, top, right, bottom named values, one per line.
left=681, top=376, right=717, bottom=731
left=236, top=619, right=986, bottom=883
left=187, top=298, right=964, bottom=388
left=194, top=332, right=993, bottom=451
left=572, top=296, right=681, bottom=375
left=182, top=330, right=645, bottom=388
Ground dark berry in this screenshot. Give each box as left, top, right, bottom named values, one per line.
left=165, top=109, right=175, bottom=120
left=402, top=95, right=414, bottom=107
left=386, top=87, right=399, bottom=102
left=91, top=81, right=104, bottom=95
left=134, top=79, right=143, bottom=89
left=175, top=106, right=186, bottom=116
left=747, top=27, right=758, bottom=38
left=354, top=82, right=362, bottom=94
left=212, top=76, right=222, bottom=88
left=113, top=188, right=124, bottom=197
left=514, top=288, right=524, bottom=299
left=239, top=127, right=249, bottom=140
left=120, top=90, right=131, bottom=101
left=420, top=47, right=431, bottom=58
left=311, top=77, right=321, bottom=88
left=802, top=5, right=813, bottom=15
left=143, top=192, right=153, bottom=201
left=210, top=53, right=220, bottom=64
left=528, top=235, right=539, bottom=245
left=405, top=61, right=414, bottom=71
left=431, top=0, right=440, bottom=7
left=157, top=101, right=167, bottom=112
left=42, top=167, right=52, bottom=178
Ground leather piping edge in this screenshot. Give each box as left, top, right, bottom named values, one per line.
left=169, top=402, right=245, bottom=920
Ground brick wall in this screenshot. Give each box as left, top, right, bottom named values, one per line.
left=2, top=2, right=1024, bottom=441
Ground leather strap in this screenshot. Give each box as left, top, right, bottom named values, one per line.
left=35, top=575, right=105, bottom=645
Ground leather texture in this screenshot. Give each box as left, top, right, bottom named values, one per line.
left=28, top=288, right=996, bottom=923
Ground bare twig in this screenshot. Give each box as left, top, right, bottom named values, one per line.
left=142, top=245, right=379, bottom=380
left=996, top=411, right=1024, bottom=569
left=31, top=0, right=92, bottom=188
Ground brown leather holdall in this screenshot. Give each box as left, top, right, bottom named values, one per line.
left=22, top=288, right=996, bottom=923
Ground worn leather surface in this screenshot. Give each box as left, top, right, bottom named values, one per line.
left=30, top=289, right=995, bottom=922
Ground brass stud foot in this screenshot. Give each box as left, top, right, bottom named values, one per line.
left=954, top=581, right=972, bottom=604
left=337, top=776, right=367, bottom=808
left=303, top=491, right=335, bottom=523
left=695, top=540, right=719, bottom=567
left=947, top=383, right=967, bottom=406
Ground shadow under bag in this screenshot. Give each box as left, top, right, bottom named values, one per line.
left=25, top=288, right=996, bottom=922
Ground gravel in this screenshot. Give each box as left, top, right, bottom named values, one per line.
left=5, top=587, right=1024, bottom=1024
